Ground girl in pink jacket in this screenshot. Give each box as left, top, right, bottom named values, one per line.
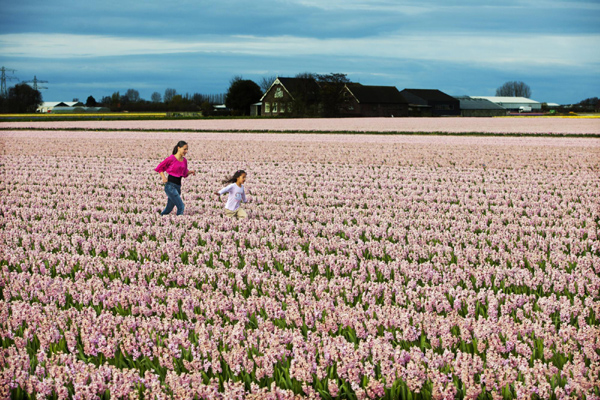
left=155, top=141, right=196, bottom=215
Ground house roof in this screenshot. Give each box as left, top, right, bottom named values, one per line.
left=260, top=77, right=320, bottom=101
left=346, top=83, right=407, bottom=104
left=277, top=77, right=320, bottom=94
left=39, top=101, right=84, bottom=108
left=454, top=96, right=506, bottom=110
left=400, top=89, right=458, bottom=103
left=470, top=96, right=541, bottom=105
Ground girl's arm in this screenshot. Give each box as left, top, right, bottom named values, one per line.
left=215, top=185, right=231, bottom=201
left=184, top=159, right=195, bottom=177
left=159, top=172, right=168, bottom=183
left=155, top=156, right=173, bottom=182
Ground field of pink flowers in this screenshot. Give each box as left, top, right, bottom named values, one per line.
left=1, top=116, right=599, bottom=135
left=1, top=131, right=599, bottom=399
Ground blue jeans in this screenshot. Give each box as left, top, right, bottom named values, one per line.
left=161, top=182, right=184, bottom=215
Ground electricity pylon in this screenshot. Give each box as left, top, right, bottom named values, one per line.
left=1, top=67, right=18, bottom=97
left=23, top=75, right=48, bottom=91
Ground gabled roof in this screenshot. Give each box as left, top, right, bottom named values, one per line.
left=278, top=77, right=320, bottom=95
left=346, top=83, right=407, bottom=104
left=400, top=89, right=458, bottom=102
left=260, top=77, right=320, bottom=101
left=454, top=96, right=506, bottom=110
left=39, top=101, right=84, bottom=108
left=470, top=96, right=541, bottom=105
left=39, top=102, right=66, bottom=108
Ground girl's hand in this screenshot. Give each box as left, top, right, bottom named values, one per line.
left=189, top=171, right=196, bottom=176
left=162, top=176, right=168, bottom=183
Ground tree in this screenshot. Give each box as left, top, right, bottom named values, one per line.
left=125, top=88, right=140, bottom=103
left=225, top=78, right=262, bottom=115
left=164, top=88, right=177, bottom=103
left=496, top=81, right=532, bottom=98
left=5, top=83, right=43, bottom=113
left=577, top=97, right=598, bottom=107
left=282, top=72, right=321, bottom=117
left=317, top=73, right=350, bottom=117
left=109, top=91, right=121, bottom=111
left=86, top=96, right=97, bottom=107
left=577, top=97, right=599, bottom=112
left=259, top=75, right=277, bottom=92
left=151, top=92, right=162, bottom=103
left=200, top=101, right=213, bottom=116
left=100, top=96, right=112, bottom=107
left=229, top=75, right=243, bottom=86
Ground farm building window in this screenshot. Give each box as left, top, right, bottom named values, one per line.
left=273, top=103, right=278, bottom=113
left=265, top=103, right=271, bottom=113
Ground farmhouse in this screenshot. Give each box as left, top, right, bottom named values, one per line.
left=340, top=83, right=408, bottom=117
left=261, top=77, right=320, bottom=117
left=454, top=96, right=507, bottom=117
left=469, top=96, right=542, bottom=112
left=400, top=89, right=460, bottom=117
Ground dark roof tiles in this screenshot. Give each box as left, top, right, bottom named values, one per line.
left=400, top=89, right=458, bottom=103
left=346, top=83, right=407, bottom=104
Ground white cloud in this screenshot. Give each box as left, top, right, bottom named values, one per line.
left=1, top=32, right=599, bottom=70
left=290, top=0, right=600, bottom=13
left=291, top=0, right=431, bottom=14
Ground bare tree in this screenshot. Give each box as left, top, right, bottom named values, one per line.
left=259, top=75, right=277, bottom=92
left=125, top=88, right=140, bottom=102
left=496, top=81, right=532, bottom=98
left=295, top=72, right=318, bottom=80
left=151, top=92, right=162, bottom=103
left=164, top=88, right=177, bottom=103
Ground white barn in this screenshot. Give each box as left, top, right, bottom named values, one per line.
left=37, top=101, right=84, bottom=113
left=469, top=96, right=542, bottom=112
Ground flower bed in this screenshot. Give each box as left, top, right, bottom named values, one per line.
left=1, top=131, right=599, bottom=399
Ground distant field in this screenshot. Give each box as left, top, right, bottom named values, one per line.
left=1, top=116, right=599, bottom=136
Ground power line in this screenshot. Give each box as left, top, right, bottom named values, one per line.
left=1, top=67, right=18, bottom=97
left=23, top=75, right=49, bottom=91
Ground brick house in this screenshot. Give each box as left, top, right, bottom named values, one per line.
left=260, top=77, right=320, bottom=117
left=340, top=83, right=408, bottom=117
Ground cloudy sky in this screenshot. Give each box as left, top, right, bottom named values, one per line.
left=1, top=0, right=598, bottom=104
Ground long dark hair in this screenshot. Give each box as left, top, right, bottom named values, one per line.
left=172, top=141, right=188, bottom=155
left=222, top=170, right=246, bottom=185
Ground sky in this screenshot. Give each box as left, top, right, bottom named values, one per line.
left=0, top=0, right=598, bottom=105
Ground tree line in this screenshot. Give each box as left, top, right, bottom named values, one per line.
left=1, top=78, right=598, bottom=114
left=95, top=89, right=227, bottom=114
